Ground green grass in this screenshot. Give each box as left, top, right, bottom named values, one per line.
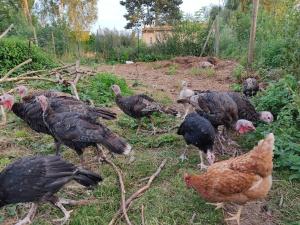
left=190, top=67, right=215, bottom=77
left=166, top=64, right=178, bottom=76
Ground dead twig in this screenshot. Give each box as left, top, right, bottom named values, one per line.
left=0, top=59, right=32, bottom=81
left=0, top=24, right=14, bottom=39
left=0, top=76, right=56, bottom=84
left=141, top=205, right=145, bottom=225
left=70, top=60, right=82, bottom=100
left=189, top=212, right=196, bottom=224
left=102, top=152, right=132, bottom=225
left=109, top=159, right=167, bottom=225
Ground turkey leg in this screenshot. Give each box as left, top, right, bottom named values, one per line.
left=136, top=119, right=142, bottom=135
left=197, top=151, right=208, bottom=170
left=52, top=199, right=73, bottom=225
left=149, top=116, right=157, bottom=135
left=179, top=145, right=188, bottom=162
left=15, top=203, right=38, bottom=225
left=54, top=140, right=61, bottom=156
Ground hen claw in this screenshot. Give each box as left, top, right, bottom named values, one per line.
left=206, top=202, right=225, bottom=210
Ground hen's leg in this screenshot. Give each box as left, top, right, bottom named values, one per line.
left=15, top=203, right=38, bottom=225
left=52, top=199, right=73, bottom=225
left=225, top=205, right=243, bottom=225
left=179, top=145, right=188, bottom=162
left=206, top=202, right=225, bottom=210
left=197, top=151, right=208, bottom=170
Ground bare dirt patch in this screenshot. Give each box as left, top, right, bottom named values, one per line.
left=97, top=56, right=237, bottom=102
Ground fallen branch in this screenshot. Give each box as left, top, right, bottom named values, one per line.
left=141, top=205, right=145, bottom=225
left=100, top=151, right=132, bottom=225
left=1, top=59, right=32, bottom=81
left=0, top=24, right=14, bottom=39
left=70, top=60, right=82, bottom=100
left=17, top=69, right=47, bottom=78
left=109, top=159, right=167, bottom=225
left=0, top=76, right=56, bottom=84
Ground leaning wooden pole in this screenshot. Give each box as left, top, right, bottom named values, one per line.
left=200, top=19, right=215, bottom=57
left=247, top=0, right=260, bottom=69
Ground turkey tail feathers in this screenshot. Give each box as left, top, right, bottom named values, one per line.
left=74, top=168, right=103, bottom=188
left=92, top=107, right=117, bottom=120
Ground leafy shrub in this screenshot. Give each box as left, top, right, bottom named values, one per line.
left=80, top=72, right=133, bottom=106
left=0, top=37, right=58, bottom=76
left=240, top=75, right=300, bottom=180
left=232, top=64, right=246, bottom=82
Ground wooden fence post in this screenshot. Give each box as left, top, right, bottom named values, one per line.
left=247, top=0, right=260, bottom=68
left=200, top=19, right=216, bottom=57
left=214, top=15, right=220, bottom=56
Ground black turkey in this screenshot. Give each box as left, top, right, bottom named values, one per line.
left=227, top=92, right=273, bottom=123
left=16, top=85, right=117, bottom=120
left=243, top=78, right=259, bottom=97
left=177, top=112, right=216, bottom=170
left=0, top=155, right=102, bottom=224
left=36, top=95, right=132, bottom=164
left=178, top=91, right=255, bottom=151
left=112, top=84, right=178, bottom=134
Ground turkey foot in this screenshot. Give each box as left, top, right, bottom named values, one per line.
left=179, top=153, right=188, bottom=162
left=197, top=151, right=208, bottom=170
left=15, top=203, right=38, bottom=225
left=197, top=162, right=208, bottom=170
left=206, top=202, right=225, bottom=210
left=53, top=200, right=73, bottom=225
left=225, top=205, right=243, bottom=225
left=179, top=147, right=188, bottom=162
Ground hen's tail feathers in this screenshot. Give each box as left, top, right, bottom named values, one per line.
left=91, top=107, right=117, bottom=120
left=102, top=130, right=132, bottom=155
left=74, top=168, right=103, bottom=188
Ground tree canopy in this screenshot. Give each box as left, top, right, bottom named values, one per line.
left=120, top=0, right=183, bottom=29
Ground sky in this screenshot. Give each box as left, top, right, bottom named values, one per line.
left=92, top=0, right=221, bottom=32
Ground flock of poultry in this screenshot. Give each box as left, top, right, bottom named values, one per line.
left=0, top=76, right=275, bottom=225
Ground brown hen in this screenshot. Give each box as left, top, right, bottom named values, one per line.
left=184, top=133, right=274, bottom=225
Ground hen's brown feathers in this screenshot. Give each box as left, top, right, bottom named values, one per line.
left=185, top=133, right=274, bottom=204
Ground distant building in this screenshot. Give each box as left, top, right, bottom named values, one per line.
left=142, top=25, right=173, bottom=46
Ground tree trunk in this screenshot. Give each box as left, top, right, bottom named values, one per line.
left=22, top=0, right=38, bottom=46
left=52, top=32, right=56, bottom=56
left=214, top=15, right=220, bottom=56
left=247, top=0, right=260, bottom=68
left=200, top=19, right=215, bottom=57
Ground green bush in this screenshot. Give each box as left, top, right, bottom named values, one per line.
left=240, top=75, right=300, bottom=180
left=232, top=64, right=246, bottom=82
left=80, top=72, right=133, bottom=106
left=0, top=37, right=58, bottom=76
